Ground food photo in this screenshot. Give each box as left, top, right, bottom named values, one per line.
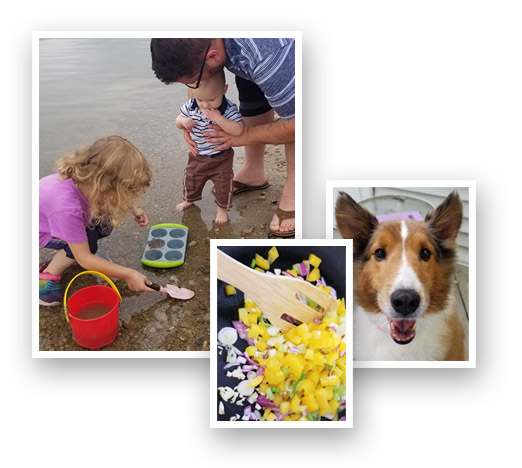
left=210, top=240, right=353, bottom=427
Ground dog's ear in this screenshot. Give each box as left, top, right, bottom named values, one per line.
left=425, top=191, right=463, bottom=242
left=335, top=192, right=378, bottom=253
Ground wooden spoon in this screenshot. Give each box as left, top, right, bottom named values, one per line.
left=217, top=249, right=338, bottom=332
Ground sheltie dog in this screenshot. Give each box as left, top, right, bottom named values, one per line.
left=335, top=191, right=466, bottom=361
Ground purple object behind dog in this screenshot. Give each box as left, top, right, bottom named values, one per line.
left=376, top=210, right=424, bottom=223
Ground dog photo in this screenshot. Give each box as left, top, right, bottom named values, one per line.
left=326, top=183, right=475, bottom=367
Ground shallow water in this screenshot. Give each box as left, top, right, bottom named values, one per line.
left=38, top=38, right=286, bottom=352
left=39, top=38, right=243, bottom=223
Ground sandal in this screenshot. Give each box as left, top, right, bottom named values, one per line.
left=269, top=208, right=295, bottom=238
left=232, top=180, right=269, bottom=195
left=212, top=180, right=269, bottom=195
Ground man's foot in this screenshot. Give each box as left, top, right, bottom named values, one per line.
left=211, top=179, right=269, bottom=196
left=176, top=201, right=193, bottom=212
left=215, top=206, right=229, bottom=224
left=232, top=180, right=269, bottom=195
left=232, top=164, right=268, bottom=195
left=269, top=207, right=295, bottom=238
left=39, top=263, right=62, bottom=306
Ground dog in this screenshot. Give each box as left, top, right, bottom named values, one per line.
left=335, top=191, right=466, bottom=361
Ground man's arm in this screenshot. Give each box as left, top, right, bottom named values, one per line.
left=205, top=117, right=294, bottom=150
left=203, top=108, right=244, bottom=136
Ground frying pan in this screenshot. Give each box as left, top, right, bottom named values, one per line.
left=216, top=245, right=348, bottom=422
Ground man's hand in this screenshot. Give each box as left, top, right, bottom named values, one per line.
left=203, top=124, right=247, bottom=152
left=204, top=117, right=295, bottom=150
left=183, top=130, right=198, bottom=154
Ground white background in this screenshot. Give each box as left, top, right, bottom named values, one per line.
left=3, top=1, right=521, bottom=466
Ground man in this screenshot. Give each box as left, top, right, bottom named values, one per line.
left=150, top=38, right=295, bottom=237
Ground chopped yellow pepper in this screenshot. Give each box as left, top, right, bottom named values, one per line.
left=268, top=246, right=279, bottom=265
left=225, top=285, right=236, bottom=295
left=249, top=375, right=263, bottom=387
left=306, top=266, right=320, bottom=282
left=308, top=253, right=322, bottom=268
left=255, top=254, right=270, bottom=270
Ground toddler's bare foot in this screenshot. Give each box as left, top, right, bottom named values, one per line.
left=215, top=206, right=229, bottom=224
left=176, top=201, right=193, bottom=212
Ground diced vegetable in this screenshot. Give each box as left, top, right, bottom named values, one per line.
left=249, top=375, right=263, bottom=387
left=237, top=380, right=255, bottom=396
left=307, top=266, right=321, bottom=282
left=309, top=254, right=322, bottom=268
left=217, top=327, right=238, bottom=346
left=268, top=246, right=279, bottom=265
left=225, top=285, right=236, bottom=295
left=255, top=254, right=270, bottom=270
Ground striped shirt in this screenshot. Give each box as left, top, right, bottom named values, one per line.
left=224, top=38, right=295, bottom=120
left=180, top=96, right=242, bottom=156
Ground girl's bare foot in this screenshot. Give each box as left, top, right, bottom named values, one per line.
left=176, top=201, right=193, bottom=212
left=215, top=206, right=228, bottom=224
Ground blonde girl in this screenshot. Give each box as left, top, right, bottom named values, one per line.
left=39, top=135, right=154, bottom=306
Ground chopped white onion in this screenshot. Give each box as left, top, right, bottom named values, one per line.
left=236, top=380, right=255, bottom=396
left=218, top=327, right=238, bottom=346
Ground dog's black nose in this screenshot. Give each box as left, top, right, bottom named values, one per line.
left=391, top=289, right=420, bottom=316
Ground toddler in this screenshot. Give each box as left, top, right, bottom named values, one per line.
left=175, top=70, right=244, bottom=223
left=39, top=135, right=155, bottom=306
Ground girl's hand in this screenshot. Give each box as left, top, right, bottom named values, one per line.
left=131, top=206, right=149, bottom=227
left=125, top=270, right=155, bottom=292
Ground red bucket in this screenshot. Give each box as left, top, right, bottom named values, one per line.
left=64, top=271, right=122, bottom=350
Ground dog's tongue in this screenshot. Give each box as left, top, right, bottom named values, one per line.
left=388, top=318, right=416, bottom=345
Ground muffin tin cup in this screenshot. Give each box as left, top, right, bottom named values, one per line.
left=141, top=223, right=189, bottom=268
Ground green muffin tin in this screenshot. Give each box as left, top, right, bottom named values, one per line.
left=141, top=223, right=188, bottom=268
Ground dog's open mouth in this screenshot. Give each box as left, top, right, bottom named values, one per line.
left=388, top=318, right=416, bottom=345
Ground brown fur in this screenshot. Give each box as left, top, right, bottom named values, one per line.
left=335, top=191, right=466, bottom=361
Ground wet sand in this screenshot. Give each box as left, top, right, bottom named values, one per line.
left=38, top=144, right=292, bottom=352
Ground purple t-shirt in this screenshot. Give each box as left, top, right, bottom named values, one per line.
left=39, top=174, right=92, bottom=248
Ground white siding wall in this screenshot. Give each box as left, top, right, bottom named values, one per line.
left=333, top=186, right=470, bottom=266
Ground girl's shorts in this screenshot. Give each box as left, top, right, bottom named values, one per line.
left=44, top=222, right=113, bottom=259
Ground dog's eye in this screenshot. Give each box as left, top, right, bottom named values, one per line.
left=420, top=248, right=431, bottom=261
left=374, top=248, right=386, bottom=261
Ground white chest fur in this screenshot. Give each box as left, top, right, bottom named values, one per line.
left=353, top=296, right=457, bottom=361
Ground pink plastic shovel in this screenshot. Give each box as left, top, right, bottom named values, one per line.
left=149, top=282, right=195, bottom=300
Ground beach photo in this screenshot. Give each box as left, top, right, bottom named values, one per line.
left=34, top=33, right=300, bottom=355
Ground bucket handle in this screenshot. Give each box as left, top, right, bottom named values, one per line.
left=64, top=271, right=122, bottom=323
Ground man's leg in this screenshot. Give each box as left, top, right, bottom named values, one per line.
left=233, top=110, right=274, bottom=187
left=270, top=141, right=295, bottom=234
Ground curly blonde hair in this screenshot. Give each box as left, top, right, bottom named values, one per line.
left=57, top=136, right=152, bottom=227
